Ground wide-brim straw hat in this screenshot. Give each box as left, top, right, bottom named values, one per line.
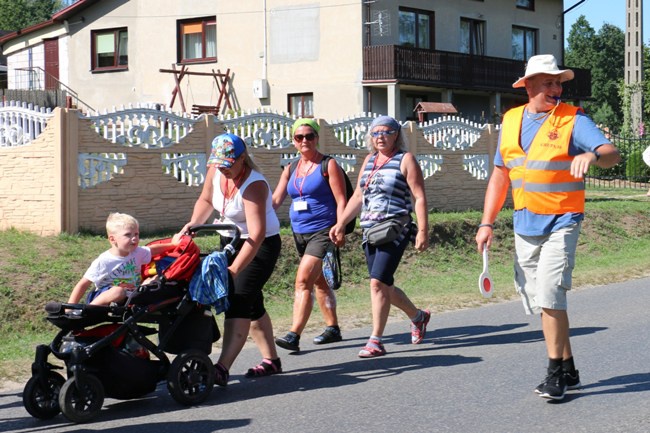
left=512, top=54, right=574, bottom=88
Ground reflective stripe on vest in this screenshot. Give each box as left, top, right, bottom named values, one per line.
left=500, top=103, right=585, bottom=214
left=524, top=181, right=585, bottom=193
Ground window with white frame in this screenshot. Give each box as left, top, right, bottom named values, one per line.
left=178, top=17, right=216, bottom=63
left=460, top=18, right=485, bottom=55
left=91, top=28, right=128, bottom=71
left=288, top=93, right=314, bottom=118
left=398, top=8, right=434, bottom=49
left=512, top=26, right=537, bottom=60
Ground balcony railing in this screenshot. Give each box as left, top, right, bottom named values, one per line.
left=363, top=45, right=591, bottom=100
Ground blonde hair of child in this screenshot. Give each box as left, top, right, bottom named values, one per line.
left=106, top=212, right=139, bottom=236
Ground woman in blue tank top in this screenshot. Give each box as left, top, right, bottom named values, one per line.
left=330, top=115, right=431, bottom=358
left=272, top=118, right=348, bottom=352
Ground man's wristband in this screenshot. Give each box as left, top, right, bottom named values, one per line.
left=478, top=223, right=494, bottom=229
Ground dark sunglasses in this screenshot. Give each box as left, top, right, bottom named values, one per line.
left=294, top=133, right=317, bottom=141
left=370, top=130, right=397, bottom=138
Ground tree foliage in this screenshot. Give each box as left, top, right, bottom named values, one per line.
left=566, top=16, right=626, bottom=132
left=565, top=16, right=596, bottom=70
left=0, top=0, right=63, bottom=32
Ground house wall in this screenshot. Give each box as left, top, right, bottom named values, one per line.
left=368, top=0, right=563, bottom=59
left=58, top=36, right=69, bottom=90
left=361, top=0, right=564, bottom=120
left=2, top=0, right=564, bottom=121
left=260, top=1, right=364, bottom=120
left=5, top=37, right=70, bottom=96
left=64, top=0, right=193, bottom=109
left=56, top=0, right=364, bottom=120
left=8, top=45, right=45, bottom=89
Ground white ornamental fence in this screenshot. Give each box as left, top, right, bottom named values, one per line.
left=1, top=102, right=499, bottom=234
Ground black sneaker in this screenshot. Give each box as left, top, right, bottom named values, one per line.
left=539, top=366, right=568, bottom=400
left=275, top=332, right=300, bottom=352
left=313, top=326, right=343, bottom=345
left=535, top=369, right=581, bottom=394
left=565, top=370, right=581, bottom=390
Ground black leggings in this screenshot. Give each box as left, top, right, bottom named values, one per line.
left=222, top=234, right=281, bottom=320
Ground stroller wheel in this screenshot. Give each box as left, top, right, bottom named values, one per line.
left=58, top=375, right=105, bottom=423
left=167, top=349, right=215, bottom=406
left=23, top=372, right=66, bottom=419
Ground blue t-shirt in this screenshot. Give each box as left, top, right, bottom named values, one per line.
left=495, top=109, right=611, bottom=236
left=287, top=162, right=337, bottom=234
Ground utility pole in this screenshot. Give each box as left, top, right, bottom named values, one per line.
left=625, top=0, right=644, bottom=137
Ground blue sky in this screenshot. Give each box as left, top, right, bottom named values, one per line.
left=563, top=0, right=648, bottom=43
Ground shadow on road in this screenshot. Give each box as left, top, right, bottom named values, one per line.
left=3, top=323, right=611, bottom=427
left=427, top=323, right=607, bottom=349
left=215, top=351, right=482, bottom=405
left=0, top=393, right=252, bottom=432
left=561, top=372, right=650, bottom=402
left=4, top=419, right=251, bottom=433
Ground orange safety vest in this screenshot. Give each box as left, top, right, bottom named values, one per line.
left=500, top=103, right=585, bottom=214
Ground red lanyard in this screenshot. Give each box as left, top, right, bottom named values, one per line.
left=364, top=150, right=396, bottom=190
left=221, top=168, right=246, bottom=217
left=292, top=159, right=315, bottom=199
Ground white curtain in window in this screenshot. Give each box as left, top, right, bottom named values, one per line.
left=290, top=94, right=314, bottom=116
left=418, top=15, right=430, bottom=49
left=472, top=21, right=485, bottom=56
left=524, top=30, right=535, bottom=59
left=184, top=33, right=202, bottom=59
left=399, top=11, right=416, bottom=46
left=117, top=31, right=128, bottom=65
left=304, top=98, right=314, bottom=116
left=206, top=23, right=216, bottom=57
left=511, top=28, right=523, bottom=60
left=460, top=20, right=470, bottom=54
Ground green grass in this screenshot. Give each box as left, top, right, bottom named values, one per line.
left=1, top=190, right=649, bottom=384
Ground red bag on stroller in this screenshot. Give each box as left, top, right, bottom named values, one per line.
left=141, top=234, right=200, bottom=282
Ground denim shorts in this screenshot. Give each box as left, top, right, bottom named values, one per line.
left=363, top=229, right=409, bottom=287
left=86, top=286, right=110, bottom=303
left=513, top=222, right=581, bottom=315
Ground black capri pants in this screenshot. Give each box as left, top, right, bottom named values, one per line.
left=221, top=234, right=281, bottom=320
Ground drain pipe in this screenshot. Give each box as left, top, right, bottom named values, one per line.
left=262, top=0, right=267, bottom=82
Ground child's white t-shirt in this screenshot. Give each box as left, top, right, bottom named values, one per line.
left=83, top=247, right=152, bottom=290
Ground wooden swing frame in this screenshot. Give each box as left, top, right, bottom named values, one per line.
left=159, top=65, right=233, bottom=115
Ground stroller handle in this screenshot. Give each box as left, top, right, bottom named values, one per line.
left=188, top=223, right=241, bottom=258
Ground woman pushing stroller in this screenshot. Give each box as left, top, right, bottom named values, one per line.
left=179, top=132, right=283, bottom=385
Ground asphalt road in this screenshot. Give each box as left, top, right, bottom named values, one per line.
left=2, top=277, right=649, bottom=433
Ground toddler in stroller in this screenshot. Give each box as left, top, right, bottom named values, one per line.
left=22, top=224, right=239, bottom=423
left=67, top=212, right=184, bottom=306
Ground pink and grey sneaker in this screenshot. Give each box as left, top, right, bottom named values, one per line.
left=410, top=309, right=431, bottom=344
